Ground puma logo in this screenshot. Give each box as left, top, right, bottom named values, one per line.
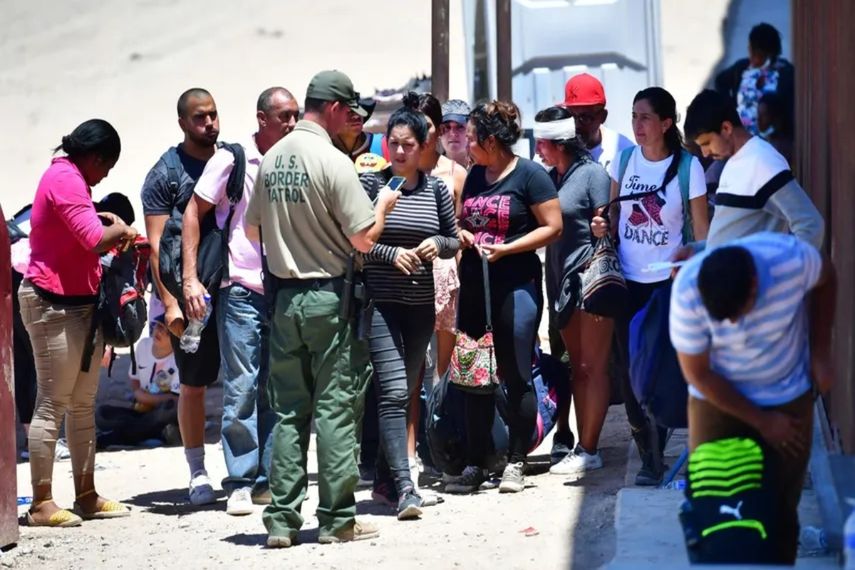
left=719, top=501, right=744, bottom=520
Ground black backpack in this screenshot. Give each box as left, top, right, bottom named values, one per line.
left=88, top=238, right=152, bottom=375
left=426, top=371, right=509, bottom=476
left=80, top=192, right=152, bottom=374
left=679, top=437, right=779, bottom=564
left=157, top=143, right=245, bottom=302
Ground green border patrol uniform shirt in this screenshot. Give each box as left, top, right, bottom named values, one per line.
left=246, top=120, right=375, bottom=279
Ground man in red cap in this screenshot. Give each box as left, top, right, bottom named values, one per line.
left=562, top=73, right=633, bottom=170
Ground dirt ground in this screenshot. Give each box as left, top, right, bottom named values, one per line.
left=8, top=403, right=629, bottom=570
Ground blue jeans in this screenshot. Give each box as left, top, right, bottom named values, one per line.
left=216, top=283, right=275, bottom=494
left=368, top=302, right=435, bottom=494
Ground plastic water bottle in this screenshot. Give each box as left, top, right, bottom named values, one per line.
left=179, top=294, right=212, bottom=353
left=844, top=509, right=855, bottom=569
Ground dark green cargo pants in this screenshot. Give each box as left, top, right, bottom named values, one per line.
left=262, top=284, right=371, bottom=539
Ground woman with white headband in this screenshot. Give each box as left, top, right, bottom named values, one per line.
left=534, top=105, right=613, bottom=476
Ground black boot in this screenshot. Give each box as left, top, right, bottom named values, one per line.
left=632, top=426, right=664, bottom=486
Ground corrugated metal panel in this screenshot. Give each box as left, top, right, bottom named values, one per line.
left=793, top=0, right=855, bottom=452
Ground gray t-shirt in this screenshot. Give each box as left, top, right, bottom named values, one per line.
left=545, top=158, right=611, bottom=310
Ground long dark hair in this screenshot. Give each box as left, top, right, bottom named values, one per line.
left=634, top=87, right=683, bottom=189
left=53, top=119, right=121, bottom=163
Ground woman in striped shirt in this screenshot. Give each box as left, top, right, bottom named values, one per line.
left=359, top=106, right=460, bottom=520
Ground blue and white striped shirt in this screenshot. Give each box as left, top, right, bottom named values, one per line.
left=670, top=232, right=822, bottom=406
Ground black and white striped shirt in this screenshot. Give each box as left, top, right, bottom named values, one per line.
left=360, top=169, right=459, bottom=305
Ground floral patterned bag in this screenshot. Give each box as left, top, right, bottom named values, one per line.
left=448, top=254, right=499, bottom=394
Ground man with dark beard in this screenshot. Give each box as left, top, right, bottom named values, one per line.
left=141, top=88, right=222, bottom=506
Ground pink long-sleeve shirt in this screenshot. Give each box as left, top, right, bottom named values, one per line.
left=25, top=157, right=104, bottom=296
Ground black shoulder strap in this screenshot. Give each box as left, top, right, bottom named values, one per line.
left=481, top=254, right=492, bottom=331
left=432, top=175, right=444, bottom=208
left=221, top=143, right=246, bottom=204
left=218, top=142, right=246, bottom=283
left=162, top=147, right=182, bottom=193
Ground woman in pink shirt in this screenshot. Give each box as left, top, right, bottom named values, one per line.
left=19, top=119, right=137, bottom=527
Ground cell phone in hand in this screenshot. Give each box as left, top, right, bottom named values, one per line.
left=385, top=176, right=407, bottom=192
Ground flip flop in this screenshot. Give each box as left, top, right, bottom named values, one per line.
left=73, top=500, right=131, bottom=520
left=26, top=509, right=83, bottom=528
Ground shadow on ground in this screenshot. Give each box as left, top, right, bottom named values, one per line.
left=221, top=527, right=320, bottom=548
left=567, top=406, right=631, bottom=569
left=126, top=487, right=226, bottom=516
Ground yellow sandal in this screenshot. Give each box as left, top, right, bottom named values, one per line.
left=73, top=490, right=131, bottom=520
left=26, top=500, right=83, bottom=528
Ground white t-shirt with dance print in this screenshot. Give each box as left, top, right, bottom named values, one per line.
left=608, top=147, right=706, bottom=283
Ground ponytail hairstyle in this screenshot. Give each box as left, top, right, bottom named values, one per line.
left=633, top=87, right=683, bottom=189
left=469, top=100, right=522, bottom=153
left=54, top=119, right=121, bottom=164
left=402, top=91, right=443, bottom=129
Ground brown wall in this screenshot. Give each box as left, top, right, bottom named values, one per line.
left=0, top=207, right=20, bottom=548
left=793, top=0, right=855, bottom=452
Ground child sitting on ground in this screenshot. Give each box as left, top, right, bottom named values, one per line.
left=96, top=314, right=182, bottom=448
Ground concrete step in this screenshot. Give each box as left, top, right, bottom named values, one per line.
left=606, top=487, right=837, bottom=569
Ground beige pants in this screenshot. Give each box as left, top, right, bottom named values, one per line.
left=18, top=280, right=103, bottom=487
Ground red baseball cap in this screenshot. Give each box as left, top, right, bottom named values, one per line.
left=562, top=73, right=606, bottom=107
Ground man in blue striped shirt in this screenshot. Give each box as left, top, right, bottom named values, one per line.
left=670, top=231, right=835, bottom=564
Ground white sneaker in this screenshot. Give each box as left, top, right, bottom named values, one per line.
left=55, top=438, right=71, bottom=461
left=188, top=470, right=217, bottom=506
left=498, top=462, right=525, bottom=493
left=226, top=487, right=253, bottom=516
left=549, top=445, right=603, bottom=475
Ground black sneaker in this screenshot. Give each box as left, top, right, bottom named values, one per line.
left=550, top=430, right=576, bottom=466
left=396, top=489, right=423, bottom=521
left=371, top=480, right=398, bottom=507
left=635, top=453, right=665, bottom=486
left=444, top=466, right=487, bottom=494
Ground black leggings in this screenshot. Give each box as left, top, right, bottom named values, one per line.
left=459, top=280, right=542, bottom=466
